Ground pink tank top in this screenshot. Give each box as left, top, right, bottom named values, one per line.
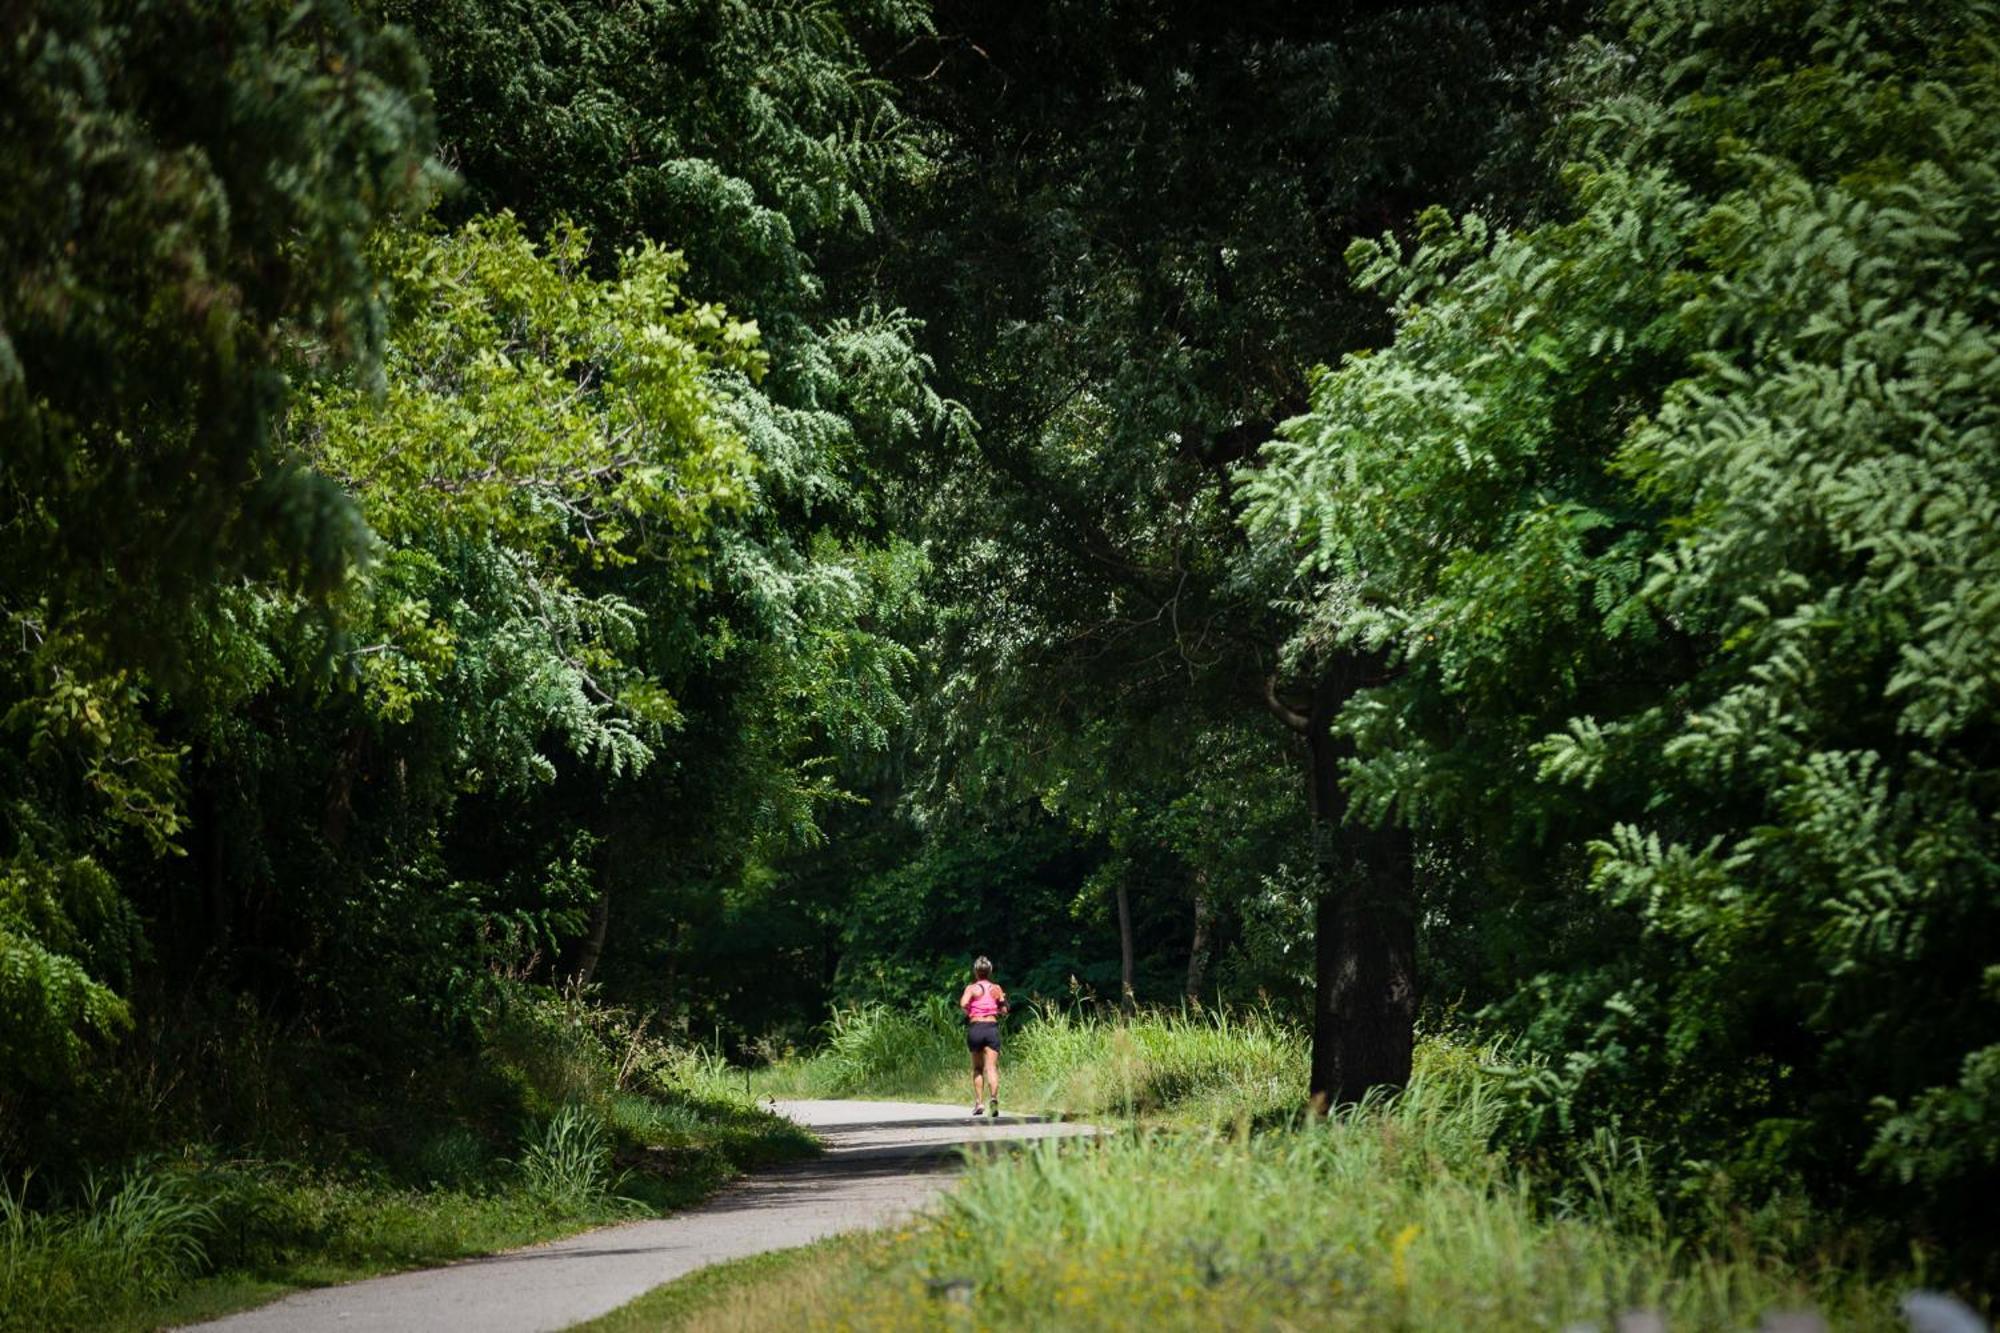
left=966, top=982, right=1002, bottom=1021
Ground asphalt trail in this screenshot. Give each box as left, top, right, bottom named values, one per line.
left=187, top=1099, right=1093, bottom=1333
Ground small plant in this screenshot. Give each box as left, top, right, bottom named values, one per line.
left=514, top=1105, right=628, bottom=1214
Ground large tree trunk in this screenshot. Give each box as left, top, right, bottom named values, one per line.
left=1114, top=875, right=1137, bottom=1016
left=1269, top=656, right=1416, bottom=1111
left=1185, top=875, right=1214, bottom=1005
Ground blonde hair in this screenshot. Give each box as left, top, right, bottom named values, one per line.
left=973, top=955, right=993, bottom=980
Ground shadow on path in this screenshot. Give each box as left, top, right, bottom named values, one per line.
left=185, top=1099, right=1098, bottom=1333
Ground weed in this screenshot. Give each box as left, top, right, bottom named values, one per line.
left=0, top=1167, right=216, bottom=1332
left=515, top=1104, right=632, bottom=1213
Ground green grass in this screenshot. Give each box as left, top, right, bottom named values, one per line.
left=0, top=986, right=819, bottom=1333
left=751, top=997, right=969, bottom=1102
left=813, top=1129, right=1901, bottom=1330
left=136, top=1178, right=640, bottom=1333
left=755, top=1000, right=1307, bottom=1123
left=727, top=1007, right=1931, bottom=1330
left=0, top=1162, right=595, bottom=1333
left=569, top=1232, right=872, bottom=1333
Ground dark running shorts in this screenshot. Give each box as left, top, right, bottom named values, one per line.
left=967, top=1021, right=1001, bottom=1053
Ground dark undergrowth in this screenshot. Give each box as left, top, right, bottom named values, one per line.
left=0, top=984, right=815, bottom=1333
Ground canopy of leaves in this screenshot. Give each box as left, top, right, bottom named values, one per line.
left=1243, top=0, right=2000, bottom=1228
left=0, top=0, right=435, bottom=1096
left=873, top=0, right=1576, bottom=928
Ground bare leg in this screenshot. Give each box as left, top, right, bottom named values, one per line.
left=971, top=1049, right=986, bottom=1108
left=983, top=1047, right=1000, bottom=1109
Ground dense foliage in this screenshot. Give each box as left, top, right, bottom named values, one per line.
left=3, top=0, right=1997, bottom=1313
left=2, top=0, right=436, bottom=1100
left=0, top=0, right=933, bottom=1170
left=1245, top=0, right=2000, bottom=1234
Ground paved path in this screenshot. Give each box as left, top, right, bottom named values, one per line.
left=189, top=1100, right=1093, bottom=1333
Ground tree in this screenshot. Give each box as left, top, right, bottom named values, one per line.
left=882, top=0, right=1577, bottom=1102
left=377, top=0, right=960, bottom=1026
left=207, top=214, right=768, bottom=1027
left=0, top=0, right=434, bottom=1099
left=1243, top=0, right=2000, bottom=1237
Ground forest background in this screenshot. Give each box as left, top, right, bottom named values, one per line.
left=3, top=0, right=1998, bottom=1321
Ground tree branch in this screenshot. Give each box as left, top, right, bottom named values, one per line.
left=1262, top=673, right=1311, bottom=733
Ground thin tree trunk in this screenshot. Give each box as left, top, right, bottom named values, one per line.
left=1114, top=875, right=1137, bottom=1016
left=1185, top=876, right=1214, bottom=1006
left=660, top=920, right=682, bottom=1033
left=321, top=727, right=366, bottom=848
left=572, top=890, right=610, bottom=986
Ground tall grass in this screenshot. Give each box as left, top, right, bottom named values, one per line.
left=0, top=984, right=815, bottom=1332
left=714, top=1008, right=1931, bottom=1328
left=514, top=1105, right=632, bottom=1213
left=760, top=1000, right=1309, bottom=1122
left=0, top=1168, right=216, bottom=1332
left=1005, top=1003, right=1305, bottom=1120
left=760, top=998, right=968, bottom=1100
left=678, top=1047, right=1909, bottom=1331
left=848, top=1134, right=1896, bottom=1329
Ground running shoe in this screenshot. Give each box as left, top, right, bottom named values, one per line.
left=972, top=1103, right=984, bottom=1116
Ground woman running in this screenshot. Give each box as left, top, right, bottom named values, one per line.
left=959, top=956, right=1008, bottom=1117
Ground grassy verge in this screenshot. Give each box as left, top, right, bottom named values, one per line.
left=0, top=989, right=817, bottom=1333
left=135, top=1181, right=655, bottom=1333
left=755, top=1000, right=1306, bottom=1123
left=727, top=1007, right=1944, bottom=1329
left=568, top=1232, right=875, bottom=1333
left=709, top=1134, right=1904, bottom=1331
